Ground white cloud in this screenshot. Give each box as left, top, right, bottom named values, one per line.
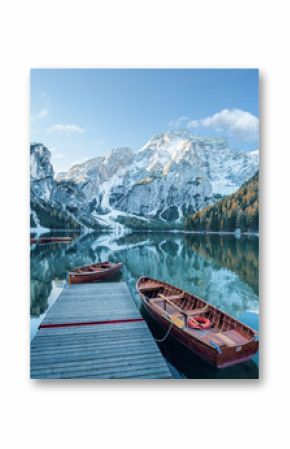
left=49, top=147, right=64, bottom=159
left=37, top=109, right=48, bottom=118
left=31, top=108, right=48, bottom=121
left=187, top=108, right=259, bottom=140
left=48, top=124, right=86, bottom=134
left=169, top=116, right=189, bottom=128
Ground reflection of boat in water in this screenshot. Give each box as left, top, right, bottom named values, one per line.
left=31, top=236, right=72, bottom=244
left=68, top=261, right=123, bottom=284
left=137, top=276, right=259, bottom=369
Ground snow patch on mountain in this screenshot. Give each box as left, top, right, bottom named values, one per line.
left=55, top=132, right=258, bottom=228
left=30, top=143, right=107, bottom=230
left=31, top=132, right=259, bottom=230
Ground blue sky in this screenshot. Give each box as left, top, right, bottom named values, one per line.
left=30, top=69, right=259, bottom=172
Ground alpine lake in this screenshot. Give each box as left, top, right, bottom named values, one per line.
left=30, top=230, right=259, bottom=379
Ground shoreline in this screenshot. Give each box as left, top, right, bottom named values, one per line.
left=30, top=227, right=259, bottom=237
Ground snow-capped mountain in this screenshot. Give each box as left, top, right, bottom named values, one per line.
left=30, top=143, right=105, bottom=230
left=31, top=132, right=259, bottom=230
left=30, top=143, right=54, bottom=201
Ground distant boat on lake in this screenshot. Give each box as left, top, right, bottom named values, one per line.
left=30, top=236, right=72, bottom=244
left=136, top=276, right=259, bottom=368
left=68, top=261, right=123, bottom=284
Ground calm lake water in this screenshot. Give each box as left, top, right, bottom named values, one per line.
left=30, top=231, right=259, bottom=379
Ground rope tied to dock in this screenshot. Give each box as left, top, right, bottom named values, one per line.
left=155, top=321, right=174, bottom=343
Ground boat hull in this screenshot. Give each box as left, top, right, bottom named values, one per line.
left=31, top=237, right=72, bottom=244
left=68, top=263, right=122, bottom=284
left=140, top=289, right=258, bottom=369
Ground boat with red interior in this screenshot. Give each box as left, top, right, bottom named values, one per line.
left=68, top=261, right=123, bottom=284
left=137, top=276, right=259, bottom=368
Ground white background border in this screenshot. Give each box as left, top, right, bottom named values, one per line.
left=0, top=1, right=289, bottom=448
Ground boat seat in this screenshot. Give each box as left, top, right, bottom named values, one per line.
left=150, top=302, right=186, bottom=328
left=195, top=329, right=245, bottom=347
left=214, top=332, right=236, bottom=347
left=150, top=295, right=183, bottom=303
left=161, top=294, right=184, bottom=301
left=140, top=284, right=164, bottom=292
left=157, top=295, right=209, bottom=316
left=186, top=305, right=209, bottom=316
left=224, top=330, right=249, bottom=345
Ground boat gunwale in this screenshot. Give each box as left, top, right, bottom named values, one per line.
left=141, top=301, right=257, bottom=368
left=68, top=262, right=122, bottom=277
left=136, top=276, right=258, bottom=343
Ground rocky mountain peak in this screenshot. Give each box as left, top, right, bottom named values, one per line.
left=30, top=133, right=259, bottom=230
left=30, top=143, right=54, bottom=181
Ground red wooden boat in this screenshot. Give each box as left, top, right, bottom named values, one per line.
left=68, top=261, right=123, bottom=284
left=30, top=236, right=72, bottom=244
left=137, top=276, right=259, bottom=368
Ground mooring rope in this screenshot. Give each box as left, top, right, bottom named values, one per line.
left=155, top=321, right=174, bottom=343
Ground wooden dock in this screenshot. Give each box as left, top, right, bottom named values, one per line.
left=30, top=282, right=172, bottom=379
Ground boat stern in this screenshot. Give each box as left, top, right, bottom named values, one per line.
left=216, top=337, right=259, bottom=368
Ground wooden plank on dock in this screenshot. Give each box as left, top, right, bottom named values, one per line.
left=30, top=282, right=172, bottom=379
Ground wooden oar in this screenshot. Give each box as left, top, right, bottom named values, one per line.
left=158, top=293, right=200, bottom=327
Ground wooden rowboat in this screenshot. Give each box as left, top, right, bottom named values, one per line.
left=137, top=276, right=259, bottom=368
left=30, top=236, right=72, bottom=244
left=68, top=261, right=123, bottom=284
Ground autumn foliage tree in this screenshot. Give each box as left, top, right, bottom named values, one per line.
left=186, top=171, right=259, bottom=233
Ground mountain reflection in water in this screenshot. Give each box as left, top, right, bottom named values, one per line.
left=30, top=231, right=259, bottom=379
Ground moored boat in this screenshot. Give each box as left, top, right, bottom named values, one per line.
left=30, top=236, right=72, bottom=244
left=136, top=276, right=259, bottom=368
left=68, top=261, right=123, bottom=284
